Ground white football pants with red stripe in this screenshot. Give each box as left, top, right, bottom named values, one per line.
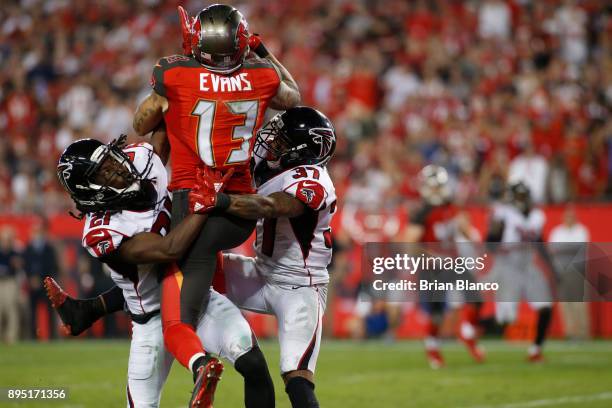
left=224, top=254, right=327, bottom=375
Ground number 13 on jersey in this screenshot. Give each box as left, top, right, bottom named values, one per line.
left=191, top=99, right=259, bottom=167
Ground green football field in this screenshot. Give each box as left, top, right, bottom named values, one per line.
left=1, top=340, right=611, bottom=408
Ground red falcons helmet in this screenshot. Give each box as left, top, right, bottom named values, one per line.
left=179, top=4, right=250, bottom=74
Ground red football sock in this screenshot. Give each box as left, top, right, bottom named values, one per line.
left=425, top=320, right=439, bottom=338
left=461, top=304, right=479, bottom=326
left=163, top=322, right=205, bottom=371
left=161, top=263, right=206, bottom=372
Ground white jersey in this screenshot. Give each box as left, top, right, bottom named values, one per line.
left=253, top=164, right=337, bottom=286
left=492, top=203, right=545, bottom=242
left=82, top=143, right=170, bottom=316
left=490, top=204, right=552, bottom=322
left=491, top=202, right=546, bottom=269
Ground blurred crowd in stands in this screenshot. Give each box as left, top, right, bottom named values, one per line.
left=0, top=0, right=610, bottom=341
left=0, top=0, right=610, bottom=215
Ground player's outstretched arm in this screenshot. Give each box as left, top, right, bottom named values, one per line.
left=225, top=192, right=306, bottom=219
left=249, top=35, right=300, bottom=110
left=109, top=213, right=208, bottom=264
left=133, top=90, right=168, bottom=136
left=267, top=53, right=301, bottom=110
left=108, top=167, right=232, bottom=264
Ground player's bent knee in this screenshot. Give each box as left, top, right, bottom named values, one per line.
left=234, top=345, right=269, bottom=378
left=223, top=333, right=257, bottom=365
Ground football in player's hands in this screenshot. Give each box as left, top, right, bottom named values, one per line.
left=188, top=167, right=234, bottom=214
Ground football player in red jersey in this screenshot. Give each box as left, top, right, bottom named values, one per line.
left=411, top=165, right=485, bottom=368
left=131, top=4, right=300, bottom=402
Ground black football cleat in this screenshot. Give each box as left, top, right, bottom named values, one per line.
left=189, top=357, right=224, bottom=408
left=43, top=276, right=100, bottom=336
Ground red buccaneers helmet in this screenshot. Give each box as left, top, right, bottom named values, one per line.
left=179, top=4, right=250, bottom=74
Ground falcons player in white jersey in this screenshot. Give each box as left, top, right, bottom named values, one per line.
left=487, top=181, right=558, bottom=363
left=50, top=132, right=275, bottom=408
left=188, top=106, right=336, bottom=408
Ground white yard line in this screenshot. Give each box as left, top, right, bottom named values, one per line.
left=463, top=391, right=612, bottom=408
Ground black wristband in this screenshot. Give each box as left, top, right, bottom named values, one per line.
left=253, top=42, right=269, bottom=58
left=215, top=192, right=231, bottom=211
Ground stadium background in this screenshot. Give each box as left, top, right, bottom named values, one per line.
left=0, top=0, right=611, bottom=346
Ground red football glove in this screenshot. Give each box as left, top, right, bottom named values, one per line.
left=178, top=6, right=195, bottom=56
left=248, top=33, right=269, bottom=58
left=188, top=167, right=234, bottom=214
left=248, top=33, right=262, bottom=50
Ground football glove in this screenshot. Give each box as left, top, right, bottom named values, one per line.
left=248, top=33, right=269, bottom=58
left=178, top=6, right=195, bottom=56
left=188, top=167, right=234, bottom=214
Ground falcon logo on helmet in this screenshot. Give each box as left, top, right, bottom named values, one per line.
left=310, top=128, right=335, bottom=159
left=255, top=106, right=337, bottom=170
left=57, top=163, right=73, bottom=185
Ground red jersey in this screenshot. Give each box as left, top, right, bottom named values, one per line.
left=151, top=55, right=280, bottom=193
left=412, top=203, right=458, bottom=243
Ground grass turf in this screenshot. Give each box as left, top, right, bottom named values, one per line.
left=1, top=340, right=611, bottom=407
